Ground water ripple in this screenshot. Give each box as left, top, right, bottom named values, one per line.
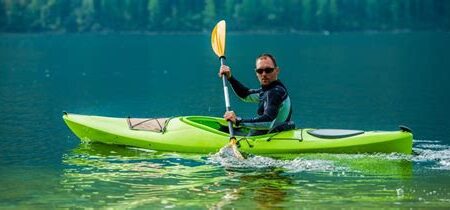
left=410, top=139, right=450, bottom=170
left=413, top=148, right=450, bottom=170
left=12, top=140, right=447, bottom=208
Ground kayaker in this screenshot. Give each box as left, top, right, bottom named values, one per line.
left=219, top=53, right=295, bottom=135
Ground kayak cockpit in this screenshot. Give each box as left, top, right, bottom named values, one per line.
left=180, top=116, right=253, bottom=136
left=181, top=116, right=301, bottom=137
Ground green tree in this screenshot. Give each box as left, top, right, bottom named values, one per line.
left=4, top=0, right=28, bottom=32
left=224, top=0, right=236, bottom=20
left=301, top=0, right=313, bottom=30
left=73, top=0, right=95, bottom=32
left=260, top=0, right=278, bottom=29
left=147, top=0, right=161, bottom=30
left=278, top=0, right=302, bottom=30
left=0, top=0, right=5, bottom=30
left=0, top=0, right=449, bottom=33
left=316, top=0, right=329, bottom=30
left=202, top=0, right=215, bottom=27
left=328, top=0, right=338, bottom=30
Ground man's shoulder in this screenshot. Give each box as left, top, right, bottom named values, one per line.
left=266, top=85, right=288, bottom=100
left=272, top=82, right=288, bottom=94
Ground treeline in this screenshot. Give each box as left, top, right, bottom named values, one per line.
left=1, top=0, right=449, bottom=33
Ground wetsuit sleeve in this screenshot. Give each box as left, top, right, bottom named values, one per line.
left=238, top=87, right=285, bottom=130
left=228, top=76, right=259, bottom=103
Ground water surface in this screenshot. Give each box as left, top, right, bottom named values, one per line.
left=0, top=32, right=449, bottom=208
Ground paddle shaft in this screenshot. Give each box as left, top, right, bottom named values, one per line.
left=220, top=57, right=235, bottom=139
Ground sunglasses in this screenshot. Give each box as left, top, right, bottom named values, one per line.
left=255, top=67, right=275, bottom=74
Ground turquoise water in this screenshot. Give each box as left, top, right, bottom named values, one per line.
left=1, top=32, right=450, bottom=208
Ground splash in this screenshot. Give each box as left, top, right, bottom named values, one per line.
left=207, top=153, right=342, bottom=173
left=413, top=139, right=442, bottom=143
left=213, top=144, right=341, bottom=173
left=207, top=139, right=450, bottom=174
left=413, top=140, right=450, bottom=170
left=218, top=143, right=244, bottom=160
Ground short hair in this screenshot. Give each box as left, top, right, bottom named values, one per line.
left=256, top=53, right=278, bottom=67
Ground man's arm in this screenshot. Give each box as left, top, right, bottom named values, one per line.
left=228, top=76, right=259, bottom=103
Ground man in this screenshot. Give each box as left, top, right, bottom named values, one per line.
left=219, top=53, right=295, bottom=135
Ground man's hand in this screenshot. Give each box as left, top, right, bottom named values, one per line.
left=223, top=111, right=237, bottom=123
left=218, top=65, right=232, bottom=79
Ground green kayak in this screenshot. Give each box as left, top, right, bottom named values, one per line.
left=62, top=113, right=413, bottom=154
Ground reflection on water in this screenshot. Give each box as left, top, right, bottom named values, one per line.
left=2, top=141, right=448, bottom=208
left=52, top=142, right=450, bottom=208
left=212, top=170, right=292, bottom=209
left=62, top=144, right=225, bottom=209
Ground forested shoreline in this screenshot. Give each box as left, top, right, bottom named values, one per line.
left=1, top=0, right=449, bottom=33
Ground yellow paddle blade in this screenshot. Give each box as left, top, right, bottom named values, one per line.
left=211, top=20, right=226, bottom=57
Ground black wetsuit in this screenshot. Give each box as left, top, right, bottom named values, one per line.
left=228, top=76, right=294, bottom=134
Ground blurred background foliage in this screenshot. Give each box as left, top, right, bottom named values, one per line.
left=0, top=0, right=449, bottom=33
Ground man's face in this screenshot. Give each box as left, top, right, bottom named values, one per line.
left=255, top=57, right=279, bottom=86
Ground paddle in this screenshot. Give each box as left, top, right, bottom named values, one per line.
left=211, top=20, right=244, bottom=160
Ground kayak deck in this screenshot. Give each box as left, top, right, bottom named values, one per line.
left=63, top=113, right=413, bottom=154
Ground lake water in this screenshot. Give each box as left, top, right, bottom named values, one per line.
left=1, top=32, right=449, bottom=208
